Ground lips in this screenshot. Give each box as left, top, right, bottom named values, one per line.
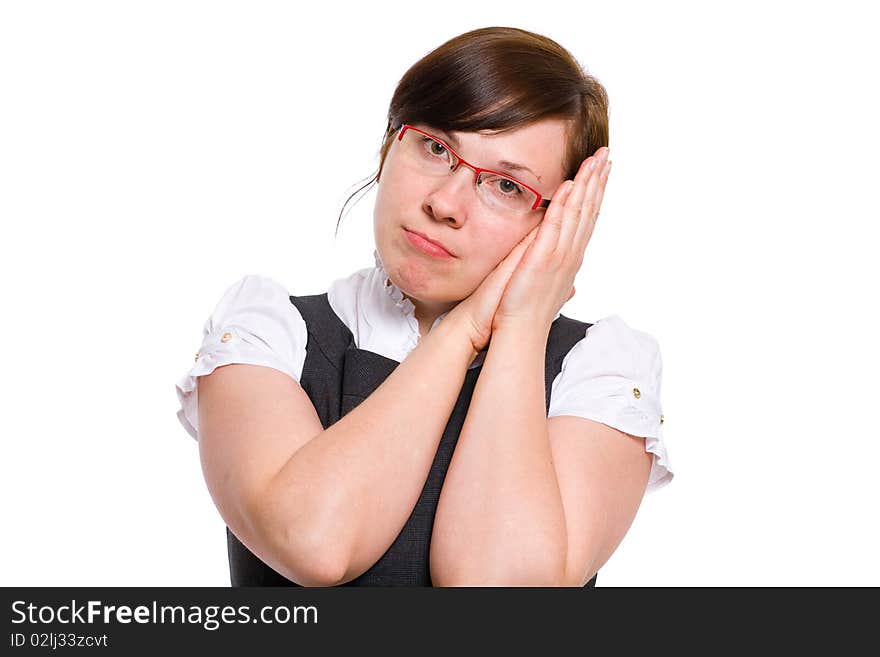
left=404, top=229, right=454, bottom=257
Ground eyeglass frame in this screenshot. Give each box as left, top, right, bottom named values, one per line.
left=395, top=124, right=552, bottom=212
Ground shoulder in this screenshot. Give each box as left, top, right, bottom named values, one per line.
left=553, top=314, right=662, bottom=405
left=213, top=274, right=294, bottom=312
left=576, top=314, right=662, bottom=369
left=207, top=273, right=307, bottom=351
left=549, top=314, right=664, bottom=423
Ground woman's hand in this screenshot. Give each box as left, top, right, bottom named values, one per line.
left=445, top=223, right=542, bottom=353
left=493, top=146, right=612, bottom=333
left=445, top=147, right=611, bottom=353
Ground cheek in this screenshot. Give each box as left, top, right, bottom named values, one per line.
left=475, top=224, right=527, bottom=269
left=376, top=159, right=421, bottom=213
left=374, top=176, right=413, bottom=243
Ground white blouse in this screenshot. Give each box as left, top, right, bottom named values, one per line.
left=176, top=250, right=674, bottom=493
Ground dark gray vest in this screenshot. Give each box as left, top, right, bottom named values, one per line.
left=226, top=292, right=597, bottom=587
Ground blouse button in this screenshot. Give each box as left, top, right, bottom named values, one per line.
left=632, top=387, right=641, bottom=399
left=660, top=414, right=665, bottom=424
left=194, top=351, right=200, bottom=362
left=220, top=332, right=233, bottom=343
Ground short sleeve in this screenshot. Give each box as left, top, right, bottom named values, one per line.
left=174, top=275, right=308, bottom=441
left=548, top=314, right=674, bottom=493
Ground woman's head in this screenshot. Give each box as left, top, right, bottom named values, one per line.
left=343, top=26, right=609, bottom=311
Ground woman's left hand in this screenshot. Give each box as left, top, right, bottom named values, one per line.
left=492, top=146, right=612, bottom=333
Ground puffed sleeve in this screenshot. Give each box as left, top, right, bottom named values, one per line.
left=174, top=275, right=308, bottom=441
left=547, top=314, right=674, bottom=493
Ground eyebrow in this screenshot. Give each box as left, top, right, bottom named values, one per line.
left=433, top=129, right=542, bottom=183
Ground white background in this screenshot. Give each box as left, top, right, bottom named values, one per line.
left=2, top=0, right=877, bottom=586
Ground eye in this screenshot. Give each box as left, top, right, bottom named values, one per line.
left=420, top=137, right=448, bottom=158
left=496, top=177, right=525, bottom=196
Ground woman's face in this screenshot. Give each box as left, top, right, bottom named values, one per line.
left=373, top=118, right=569, bottom=307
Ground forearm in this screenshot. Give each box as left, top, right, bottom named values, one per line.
left=265, top=317, right=477, bottom=584
left=431, top=323, right=567, bottom=585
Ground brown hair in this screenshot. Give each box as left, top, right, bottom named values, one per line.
left=336, top=26, right=609, bottom=235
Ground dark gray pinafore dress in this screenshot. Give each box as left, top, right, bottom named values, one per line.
left=226, top=292, right=597, bottom=587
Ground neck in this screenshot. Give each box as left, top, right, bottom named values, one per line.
left=406, top=294, right=457, bottom=339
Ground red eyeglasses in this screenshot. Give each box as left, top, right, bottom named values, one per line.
left=396, top=124, right=552, bottom=213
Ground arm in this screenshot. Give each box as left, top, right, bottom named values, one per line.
left=429, top=321, right=653, bottom=586
left=429, top=322, right=567, bottom=585
left=429, top=145, right=652, bottom=585
left=197, top=315, right=476, bottom=586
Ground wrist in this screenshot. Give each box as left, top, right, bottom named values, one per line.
left=430, top=313, right=480, bottom=363
left=439, top=305, right=489, bottom=356
left=485, top=321, right=550, bottom=363
left=483, top=321, right=550, bottom=369
left=492, top=317, right=552, bottom=342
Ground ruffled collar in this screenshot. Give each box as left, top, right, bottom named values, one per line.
left=371, top=248, right=485, bottom=366
left=374, top=249, right=417, bottom=317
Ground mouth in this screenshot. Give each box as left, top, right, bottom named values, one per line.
left=403, top=228, right=455, bottom=259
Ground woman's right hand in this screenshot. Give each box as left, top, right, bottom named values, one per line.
left=447, top=224, right=568, bottom=354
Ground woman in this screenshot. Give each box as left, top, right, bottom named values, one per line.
left=175, top=26, right=673, bottom=587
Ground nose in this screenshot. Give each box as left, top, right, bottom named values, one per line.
left=422, top=164, right=477, bottom=225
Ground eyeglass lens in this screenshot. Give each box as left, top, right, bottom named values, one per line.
left=398, top=128, right=539, bottom=214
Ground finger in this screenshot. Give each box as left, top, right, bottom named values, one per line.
left=558, top=147, right=609, bottom=254
left=530, top=177, right=576, bottom=257
left=574, top=157, right=612, bottom=253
